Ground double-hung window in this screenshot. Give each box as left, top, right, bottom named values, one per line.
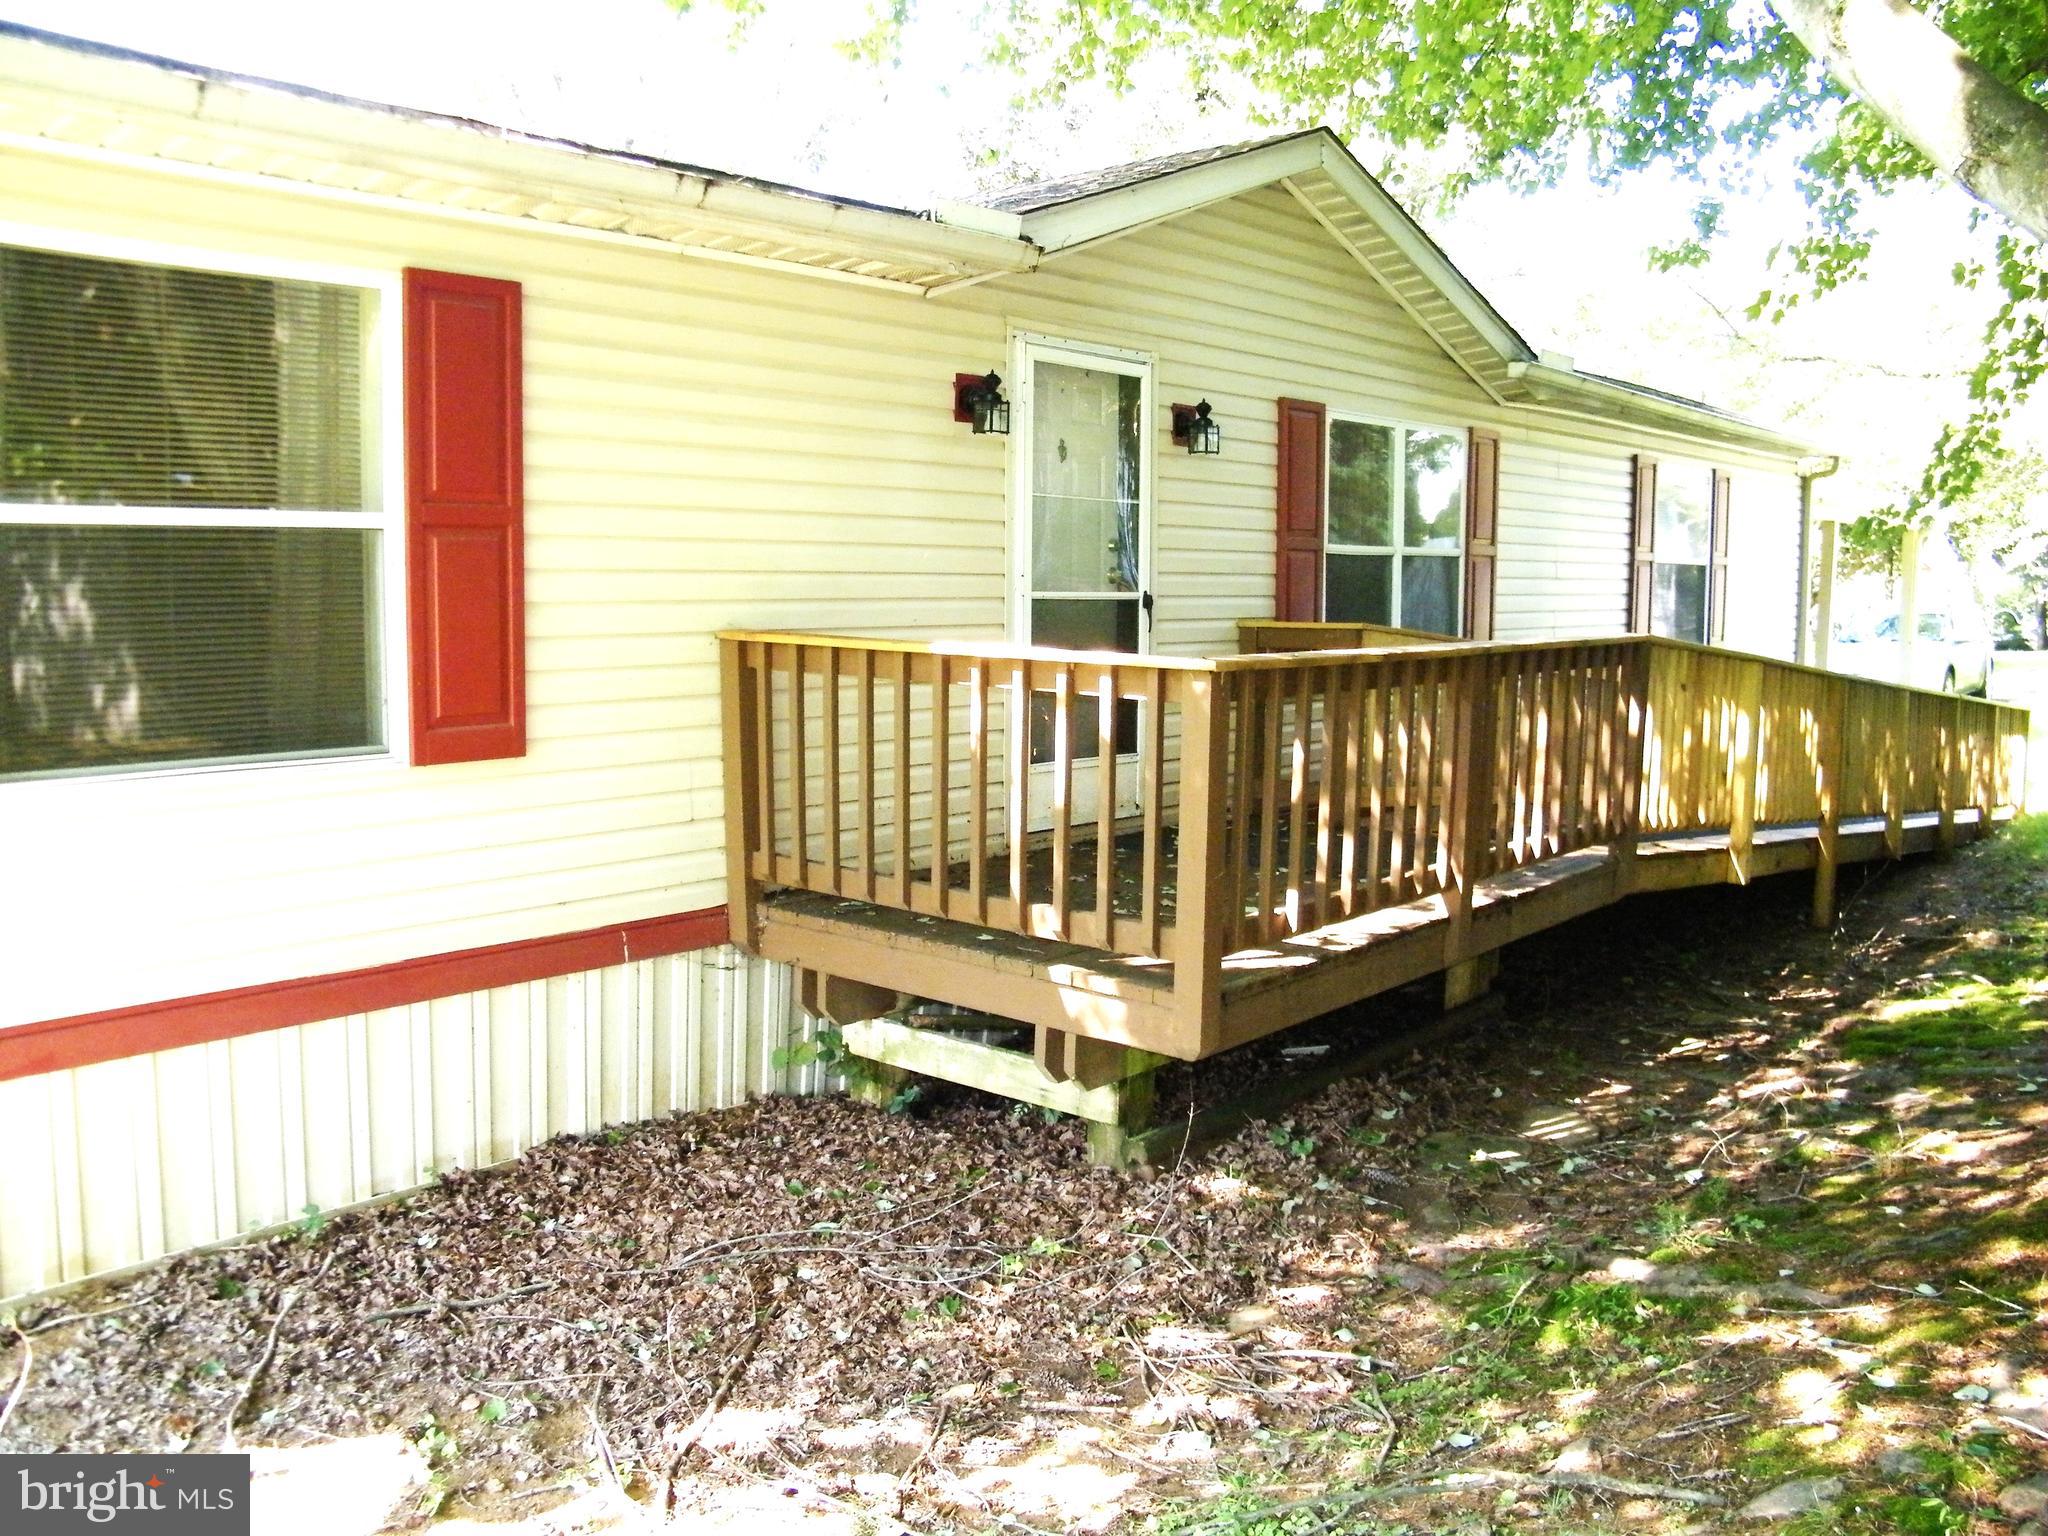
left=1650, top=463, right=1712, bottom=642
left=1324, top=415, right=1465, bottom=636
left=0, top=239, right=390, bottom=781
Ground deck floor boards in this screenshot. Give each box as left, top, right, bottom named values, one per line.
left=762, top=809, right=1985, bottom=1051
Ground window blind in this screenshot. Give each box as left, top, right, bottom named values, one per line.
left=0, top=245, right=367, bottom=510
left=0, top=244, right=380, bottom=779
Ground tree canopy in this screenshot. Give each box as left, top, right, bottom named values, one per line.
left=980, top=0, right=2044, bottom=516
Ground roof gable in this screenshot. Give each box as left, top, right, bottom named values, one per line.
left=984, top=129, right=1815, bottom=454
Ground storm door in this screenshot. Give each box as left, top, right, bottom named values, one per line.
left=1013, top=339, right=1154, bottom=828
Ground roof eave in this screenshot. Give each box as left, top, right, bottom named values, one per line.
left=1308, top=138, right=1537, bottom=368
left=1508, top=361, right=1824, bottom=458
left=0, top=26, right=1041, bottom=283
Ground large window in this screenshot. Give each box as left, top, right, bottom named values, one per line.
left=1651, top=464, right=1712, bottom=642
left=1324, top=416, right=1464, bottom=636
left=0, top=241, right=387, bottom=781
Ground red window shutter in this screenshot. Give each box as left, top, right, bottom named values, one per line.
left=1709, top=468, right=1733, bottom=645
left=405, top=268, right=525, bottom=765
left=1276, top=397, right=1327, bottom=621
left=1628, top=454, right=1658, bottom=634
left=1464, top=428, right=1501, bottom=640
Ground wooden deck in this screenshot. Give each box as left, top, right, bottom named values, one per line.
left=757, top=807, right=1989, bottom=1060
left=720, top=626, right=2030, bottom=1072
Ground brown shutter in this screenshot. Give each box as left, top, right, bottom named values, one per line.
left=1628, top=453, right=1658, bottom=634
left=405, top=268, right=526, bottom=766
left=1709, top=468, right=1733, bottom=645
left=1276, top=397, right=1327, bottom=621
left=1464, top=428, right=1501, bottom=639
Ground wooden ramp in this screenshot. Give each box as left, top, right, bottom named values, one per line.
left=759, top=808, right=1990, bottom=1064
left=720, top=626, right=2029, bottom=1140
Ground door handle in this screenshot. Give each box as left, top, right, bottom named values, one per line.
left=1141, top=591, right=1155, bottom=617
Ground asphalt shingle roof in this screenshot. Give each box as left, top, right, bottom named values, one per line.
left=982, top=128, right=1324, bottom=212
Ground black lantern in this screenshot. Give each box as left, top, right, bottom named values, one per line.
left=953, top=370, right=1010, bottom=436
left=1172, top=400, right=1222, bottom=454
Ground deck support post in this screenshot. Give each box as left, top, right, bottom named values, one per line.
left=1614, top=641, right=1654, bottom=895
left=849, top=1061, right=913, bottom=1109
left=1172, top=672, right=1235, bottom=1059
left=1443, top=651, right=1498, bottom=963
left=720, top=637, right=763, bottom=952
left=1938, top=695, right=1961, bottom=852
left=1975, top=705, right=1999, bottom=837
left=1727, top=659, right=1764, bottom=884
left=1883, top=686, right=1908, bottom=860
left=1034, top=1028, right=1167, bottom=1091
left=1443, top=951, right=1501, bottom=1012
left=798, top=968, right=901, bottom=1029
left=1811, top=674, right=1847, bottom=930
left=1084, top=1068, right=1159, bottom=1170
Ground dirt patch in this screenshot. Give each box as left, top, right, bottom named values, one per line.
left=4, top=825, right=2045, bottom=1535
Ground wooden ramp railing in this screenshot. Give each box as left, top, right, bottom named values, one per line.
left=721, top=629, right=2029, bottom=1059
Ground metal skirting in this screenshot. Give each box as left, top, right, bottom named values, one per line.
left=0, top=946, right=820, bottom=1301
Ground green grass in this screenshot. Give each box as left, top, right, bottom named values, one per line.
left=1783, top=1492, right=1968, bottom=1536
left=1839, top=982, right=2047, bottom=1064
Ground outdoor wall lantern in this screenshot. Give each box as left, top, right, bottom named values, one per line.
left=1172, top=400, right=1222, bottom=455
left=953, top=370, right=1011, bottom=435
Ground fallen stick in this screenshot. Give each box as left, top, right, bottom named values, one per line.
left=224, top=1290, right=299, bottom=1447
left=24, top=1301, right=149, bottom=1336
left=1652, top=1411, right=1751, bottom=1441
left=1361, top=1369, right=1398, bottom=1477
left=907, top=1400, right=950, bottom=1477
left=1533, top=1469, right=1726, bottom=1505
left=0, top=1323, right=31, bottom=1441
left=369, top=1282, right=554, bottom=1321
left=1170, top=1464, right=1725, bottom=1534
left=223, top=1254, right=335, bottom=1447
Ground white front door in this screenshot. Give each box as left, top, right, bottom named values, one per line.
left=1013, top=338, right=1154, bottom=827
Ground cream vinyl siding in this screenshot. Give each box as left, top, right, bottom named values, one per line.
left=0, top=946, right=814, bottom=1300
left=0, top=146, right=1807, bottom=1033
left=0, top=145, right=1008, bottom=1027
left=964, top=186, right=1492, bottom=656
left=1492, top=430, right=1636, bottom=639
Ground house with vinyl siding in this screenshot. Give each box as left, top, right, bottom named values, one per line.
left=0, top=21, right=1848, bottom=1297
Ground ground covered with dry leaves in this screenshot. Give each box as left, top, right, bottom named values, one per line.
left=3, top=823, right=2045, bottom=1536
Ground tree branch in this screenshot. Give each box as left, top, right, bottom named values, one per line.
left=1769, top=0, right=2048, bottom=243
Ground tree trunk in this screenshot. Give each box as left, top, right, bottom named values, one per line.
left=1771, top=0, right=2048, bottom=245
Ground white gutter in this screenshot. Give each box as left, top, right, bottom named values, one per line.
left=0, top=33, right=1040, bottom=283
left=1796, top=455, right=1841, bottom=664
left=1507, top=359, right=1821, bottom=458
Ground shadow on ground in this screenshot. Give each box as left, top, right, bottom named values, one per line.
left=3, top=823, right=2044, bottom=1535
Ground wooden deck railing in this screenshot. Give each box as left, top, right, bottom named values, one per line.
left=721, top=629, right=2029, bottom=1047
left=1208, top=640, right=1638, bottom=949
left=718, top=633, right=1209, bottom=961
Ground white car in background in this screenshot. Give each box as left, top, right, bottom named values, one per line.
left=1832, top=612, right=1993, bottom=695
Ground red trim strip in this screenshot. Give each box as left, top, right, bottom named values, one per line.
left=0, top=906, right=730, bottom=1084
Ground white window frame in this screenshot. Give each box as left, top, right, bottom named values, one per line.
left=0, top=220, right=408, bottom=785
left=1322, top=409, right=1466, bottom=635
left=1650, top=459, right=1714, bottom=644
